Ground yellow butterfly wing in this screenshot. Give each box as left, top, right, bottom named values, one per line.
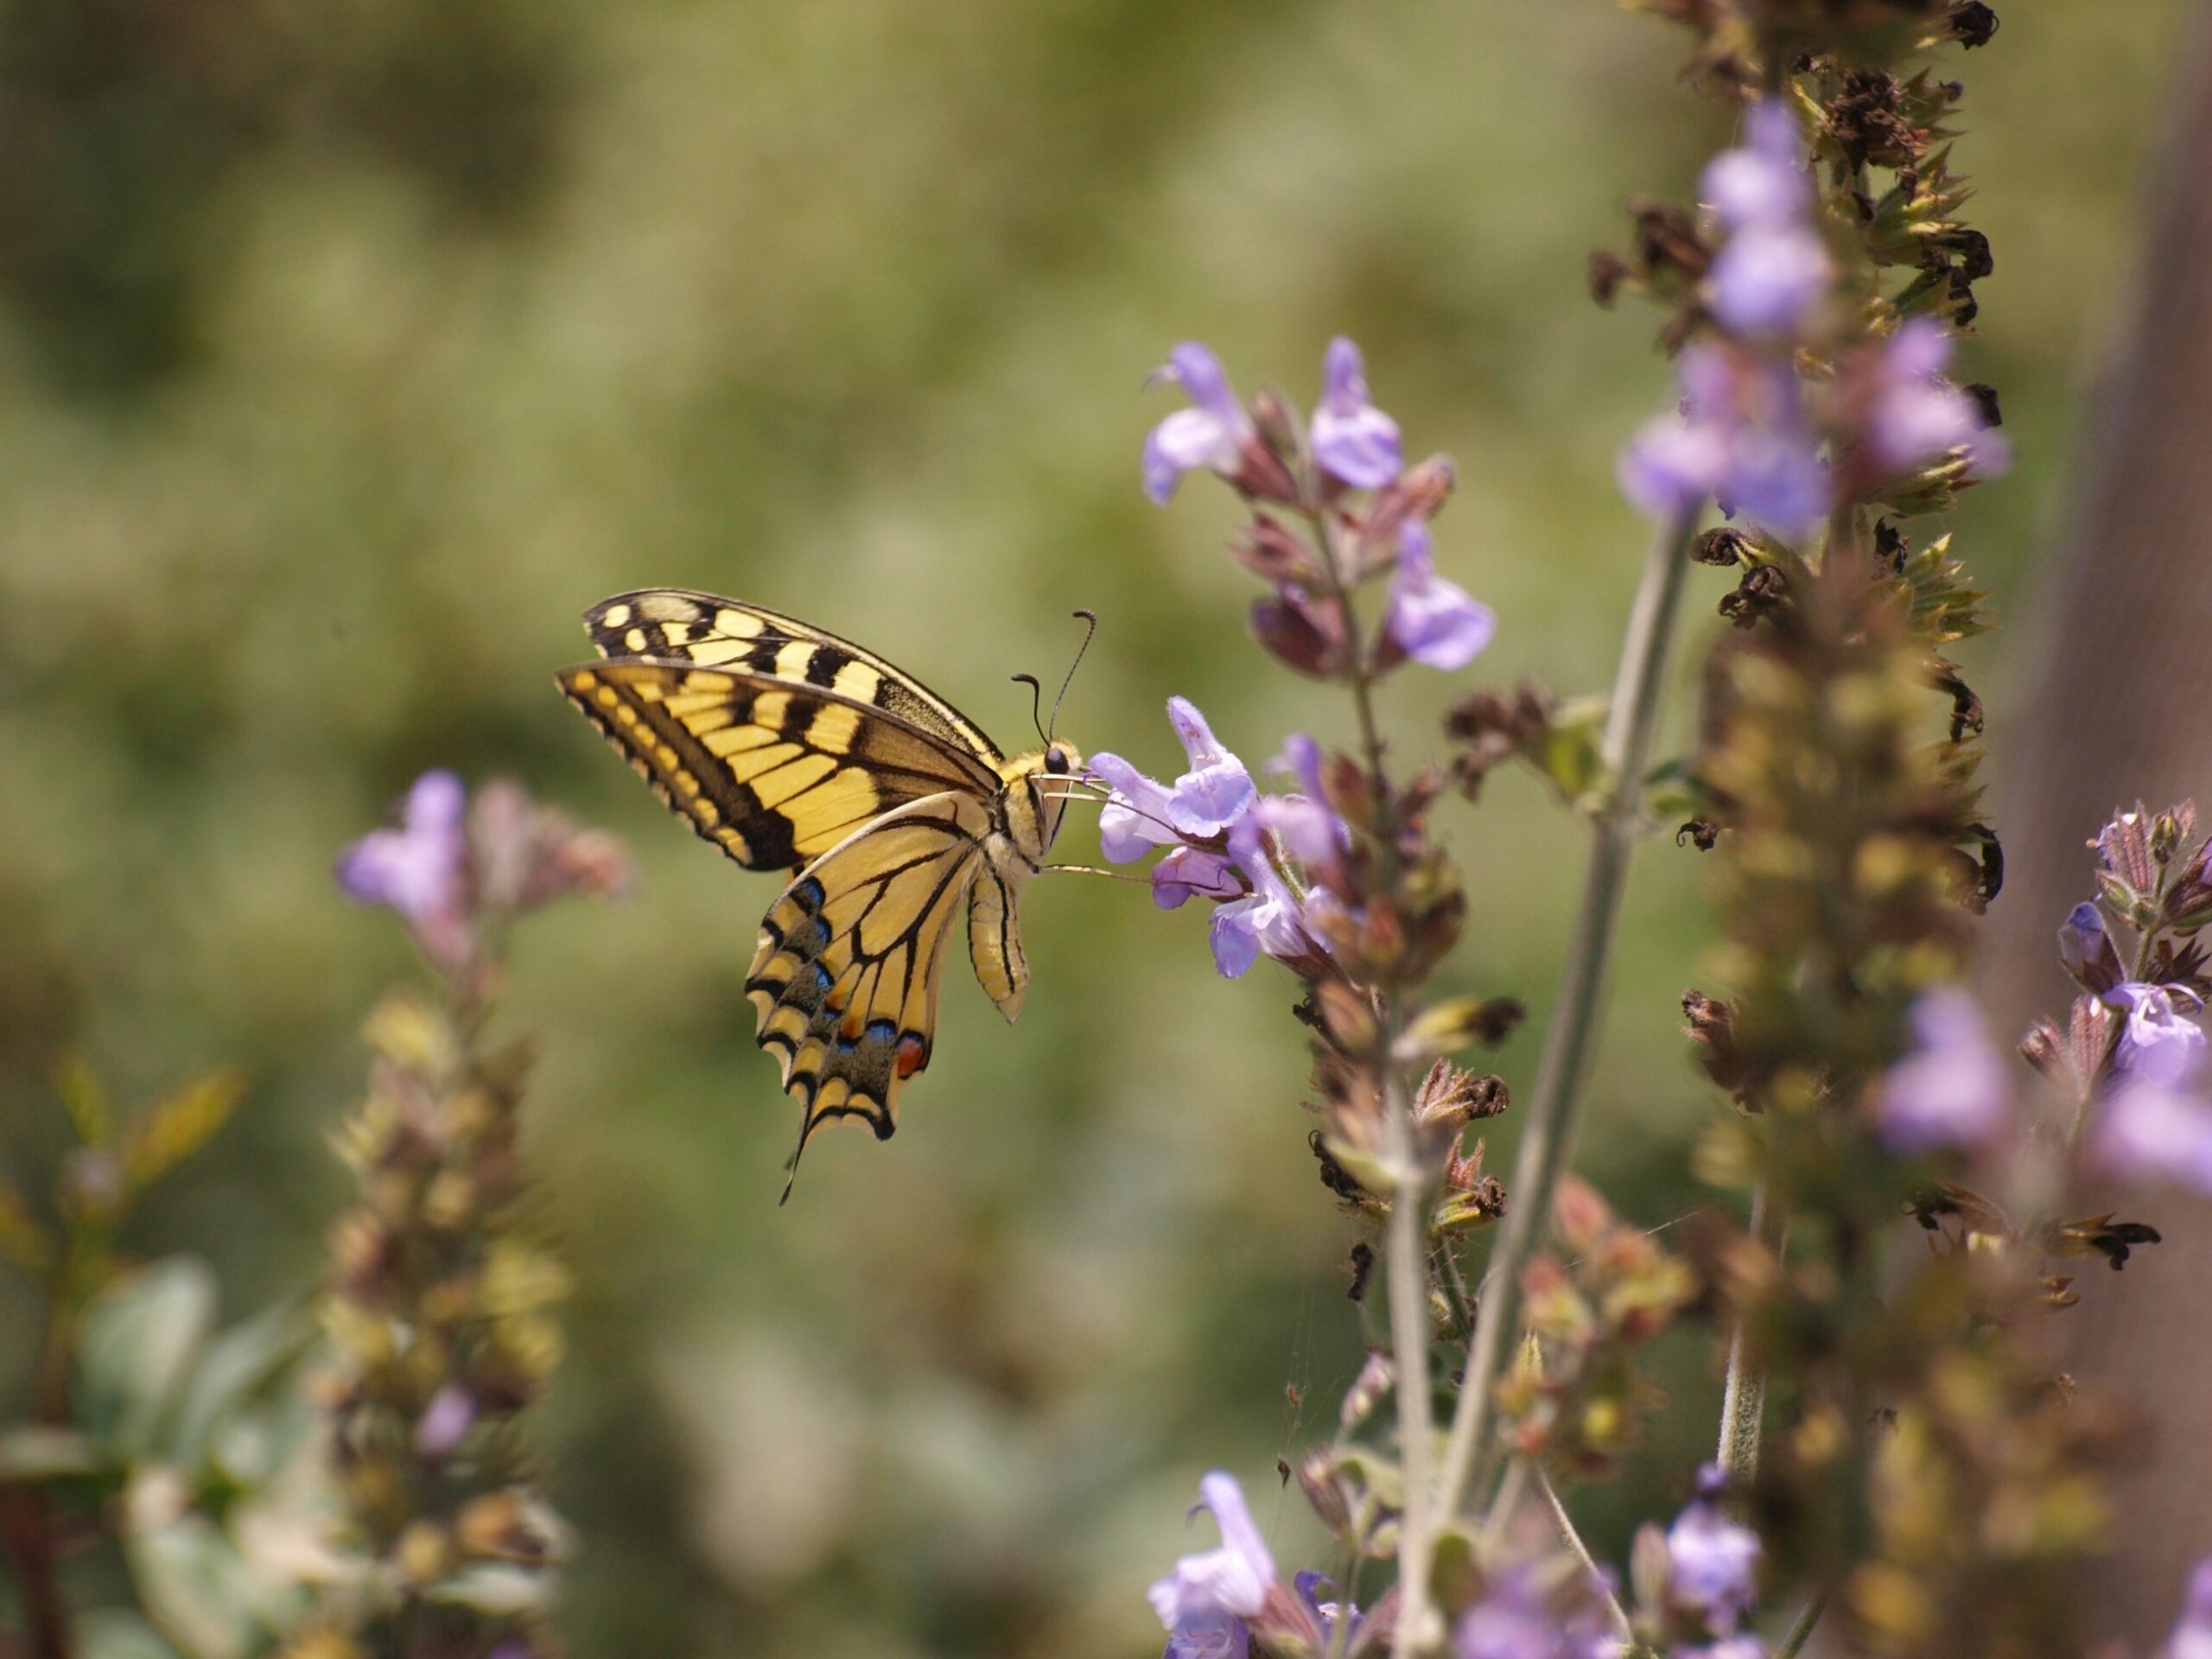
left=582, top=588, right=1005, bottom=764
left=556, top=658, right=998, bottom=871
left=746, top=791, right=989, bottom=1169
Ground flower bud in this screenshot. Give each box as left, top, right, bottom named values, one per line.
left=2056, top=902, right=2125, bottom=994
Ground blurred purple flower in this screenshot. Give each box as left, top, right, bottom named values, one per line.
left=1701, top=101, right=1811, bottom=229
left=336, top=770, right=472, bottom=966
left=1455, top=1568, right=1618, bottom=1659
left=1702, top=101, right=1829, bottom=337
left=2106, top=982, right=2209, bottom=1088
left=1090, top=697, right=1257, bottom=868
left=1150, top=1473, right=1274, bottom=1656
left=2057, top=901, right=2124, bottom=994
left=1385, top=522, right=1497, bottom=671
left=1211, top=815, right=1313, bottom=979
left=1675, top=1640, right=1766, bottom=1659
left=1874, top=988, right=2014, bottom=1156
left=415, top=1385, right=476, bottom=1459
left=2163, top=1557, right=2212, bottom=1659
left=1144, top=344, right=1255, bottom=504
left=2098, top=1078, right=2212, bottom=1196
left=1619, top=347, right=1826, bottom=537
left=1864, top=320, right=2010, bottom=478
left=1711, top=223, right=1832, bottom=337
left=1311, top=337, right=1402, bottom=489
left=1667, top=1465, right=1762, bottom=1633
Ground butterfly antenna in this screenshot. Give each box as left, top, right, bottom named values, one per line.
left=1048, top=609, right=1097, bottom=740
left=1010, top=671, right=1048, bottom=748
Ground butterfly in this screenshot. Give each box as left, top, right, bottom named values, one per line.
left=556, top=590, right=1087, bottom=1186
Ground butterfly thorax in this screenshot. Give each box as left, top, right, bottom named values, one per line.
left=967, top=738, right=1080, bottom=1024
left=990, top=739, right=1084, bottom=872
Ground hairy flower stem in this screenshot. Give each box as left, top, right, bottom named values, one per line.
left=1715, top=1180, right=1784, bottom=1480
left=1434, top=508, right=1700, bottom=1526
left=1305, top=504, right=1440, bottom=1658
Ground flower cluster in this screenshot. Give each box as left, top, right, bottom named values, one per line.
left=1147, top=1471, right=1383, bottom=1659
left=2021, top=802, right=2212, bottom=1191
left=321, top=772, right=629, bottom=1656
left=1619, top=1467, right=1764, bottom=1659
left=338, top=769, right=633, bottom=1000
left=1616, top=96, right=2005, bottom=544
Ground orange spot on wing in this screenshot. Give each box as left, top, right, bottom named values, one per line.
left=895, top=1033, right=929, bottom=1078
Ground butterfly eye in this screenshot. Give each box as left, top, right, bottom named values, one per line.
left=1045, top=750, right=1070, bottom=775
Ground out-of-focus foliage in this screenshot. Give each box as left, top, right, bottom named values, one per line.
left=0, top=2, right=2184, bottom=1653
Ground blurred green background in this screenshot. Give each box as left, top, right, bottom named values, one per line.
left=0, top=2, right=2186, bottom=1653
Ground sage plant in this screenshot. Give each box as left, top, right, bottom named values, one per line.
left=1116, top=4, right=2212, bottom=1658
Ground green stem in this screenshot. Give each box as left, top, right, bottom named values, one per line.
left=1433, top=508, right=1700, bottom=1527
left=1716, top=1181, right=1785, bottom=1481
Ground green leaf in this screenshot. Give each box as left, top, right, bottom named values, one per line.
left=0, top=1425, right=105, bottom=1480
left=1529, top=694, right=1609, bottom=810
left=122, top=1071, right=245, bottom=1196
left=56, top=1057, right=114, bottom=1148
left=121, top=1483, right=260, bottom=1659
left=74, top=1610, right=183, bottom=1659
left=0, top=1177, right=54, bottom=1272
left=78, top=1259, right=218, bottom=1461
left=168, top=1295, right=312, bottom=1471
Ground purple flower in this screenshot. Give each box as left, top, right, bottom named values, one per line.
left=1455, top=1569, right=1618, bottom=1659
left=2164, top=1558, right=2212, bottom=1659
left=1090, top=697, right=1258, bottom=868
left=1152, top=845, right=1241, bottom=911
left=336, top=770, right=472, bottom=966
left=1874, top=988, right=2013, bottom=1156
left=2097, top=1077, right=2212, bottom=1196
left=1666, top=1466, right=1762, bottom=1633
left=1385, top=522, right=1497, bottom=671
left=1618, top=347, right=1827, bottom=537
left=1262, top=735, right=1347, bottom=872
left=1150, top=1473, right=1274, bottom=1654
left=1710, top=223, right=1831, bottom=336
left=2105, top=982, right=2208, bottom=1088
left=1864, top=320, right=2010, bottom=478
left=1675, top=1640, right=1765, bottom=1659
left=415, top=1385, right=476, bottom=1459
left=2057, top=901, right=2124, bottom=994
left=1700, top=101, right=1811, bottom=230
left=1310, top=337, right=1402, bottom=489
left=1702, top=101, right=1830, bottom=338
left=1211, top=815, right=1314, bottom=978
left=1143, top=344, right=1255, bottom=505
left=1294, top=1572, right=1365, bottom=1652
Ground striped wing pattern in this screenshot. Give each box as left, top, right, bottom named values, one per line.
left=556, top=658, right=995, bottom=872
left=745, top=792, right=988, bottom=1152
left=583, top=589, right=1004, bottom=763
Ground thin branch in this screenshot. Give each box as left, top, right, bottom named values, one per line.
left=1774, top=1592, right=1831, bottom=1659
left=1532, top=1464, right=1635, bottom=1640
left=1433, top=508, right=1701, bottom=1526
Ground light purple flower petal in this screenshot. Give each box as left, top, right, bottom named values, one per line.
left=1143, top=344, right=1253, bottom=504
left=1163, top=696, right=1256, bottom=836
left=2057, top=901, right=2125, bottom=993
left=2095, top=1079, right=2212, bottom=1195
left=1294, top=1572, right=1363, bottom=1649
left=2105, top=983, right=2209, bottom=1089
left=1385, top=522, right=1496, bottom=671
left=1700, top=99, right=1811, bottom=229
left=1866, top=321, right=2009, bottom=477
left=1709, top=223, right=1831, bottom=336
left=415, top=1385, right=476, bottom=1458
left=335, top=770, right=472, bottom=964
left=1148, top=1473, right=1276, bottom=1630
left=1667, top=1467, right=1763, bottom=1632
left=1310, top=336, right=1403, bottom=489
left=1619, top=415, right=1729, bottom=518
left=1455, top=1568, right=1621, bottom=1659
left=1875, top=988, right=2013, bottom=1155
left=1165, top=1621, right=1249, bottom=1659
left=1153, top=846, right=1240, bottom=911
left=1087, top=751, right=1180, bottom=862
left=2165, top=1558, right=2212, bottom=1659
